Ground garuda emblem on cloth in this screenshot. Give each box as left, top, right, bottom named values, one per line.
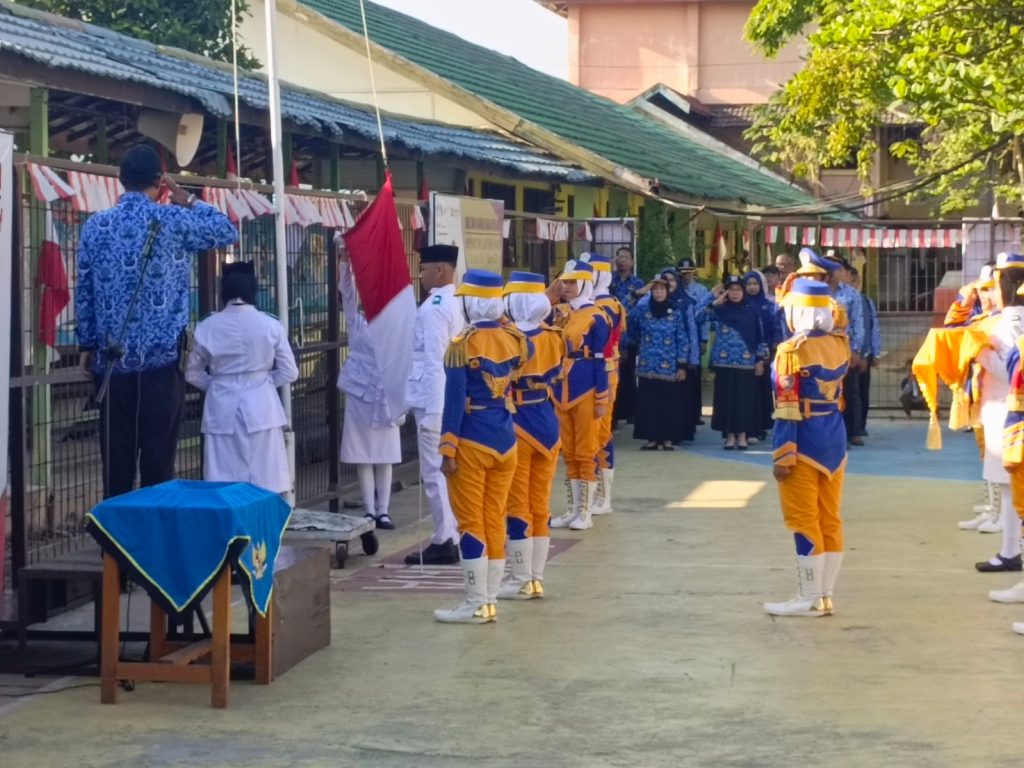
left=251, top=541, right=268, bottom=580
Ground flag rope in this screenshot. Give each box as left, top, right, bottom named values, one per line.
left=358, top=0, right=390, bottom=169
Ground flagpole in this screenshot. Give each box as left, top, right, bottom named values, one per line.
left=263, top=0, right=295, bottom=502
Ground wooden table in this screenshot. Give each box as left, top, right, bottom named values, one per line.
left=99, top=554, right=271, bottom=709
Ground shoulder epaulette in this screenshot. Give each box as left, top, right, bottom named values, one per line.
left=444, top=326, right=478, bottom=368
left=775, top=334, right=806, bottom=377
left=502, top=324, right=531, bottom=368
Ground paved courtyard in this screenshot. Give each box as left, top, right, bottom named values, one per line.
left=0, top=417, right=1016, bottom=767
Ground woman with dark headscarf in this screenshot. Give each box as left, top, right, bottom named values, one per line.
left=648, top=268, right=701, bottom=440
left=744, top=269, right=780, bottom=440
left=628, top=277, right=693, bottom=449
left=710, top=275, right=767, bottom=449
left=185, top=262, right=299, bottom=493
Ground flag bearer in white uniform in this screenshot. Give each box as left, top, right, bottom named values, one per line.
left=186, top=261, right=298, bottom=494
left=404, top=244, right=466, bottom=565
left=337, top=240, right=402, bottom=530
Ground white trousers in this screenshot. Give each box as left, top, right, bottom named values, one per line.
left=412, top=408, right=458, bottom=544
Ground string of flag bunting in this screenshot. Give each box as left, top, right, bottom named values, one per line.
left=763, top=224, right=962, bottom=249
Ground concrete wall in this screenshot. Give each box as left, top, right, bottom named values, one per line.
left=240, top=0, right=496, bottom=128
left=568, top=0, right=805, bottom=104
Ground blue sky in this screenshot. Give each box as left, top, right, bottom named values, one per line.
left=370, top=0, right=568, bottom=79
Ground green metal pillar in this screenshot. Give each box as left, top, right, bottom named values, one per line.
left=29, top=88, right=51, bottom=488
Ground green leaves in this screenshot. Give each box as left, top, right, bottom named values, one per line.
left=744, top=0, right=1024, bottom=211
left=12, top=0, right=260, bottom=68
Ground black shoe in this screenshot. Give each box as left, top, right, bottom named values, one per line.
left=697, top=419, right=706, bottom=426
left=375, top=514, right=395, bottom=530
left=404, top=538, right=459, bottom=565
left=976, top=554, right=1023, bottom=572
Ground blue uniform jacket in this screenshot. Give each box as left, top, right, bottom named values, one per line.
left=440, top=321, right=528, bottom=458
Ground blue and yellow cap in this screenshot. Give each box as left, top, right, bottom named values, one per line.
left=504, top=271, right=546, bottom=295
left=782, top=278, right=832, bottom=308
left=795, top=247, right=835, bottom=276
left=560, top=259, right=595, bottom=282
left=998, top=252, right=1024, bottom=270
left=455, top=269, right=504, bottom=299
left=580, top=253, right=612, bottom=272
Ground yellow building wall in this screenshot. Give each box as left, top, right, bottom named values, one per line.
left=241, top=0, right=497, bottom=128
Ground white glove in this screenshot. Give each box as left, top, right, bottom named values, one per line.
left=391, top=412, right=407, bottom=428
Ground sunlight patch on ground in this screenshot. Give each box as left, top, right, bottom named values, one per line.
left=667, top=480, right=766, bottom=509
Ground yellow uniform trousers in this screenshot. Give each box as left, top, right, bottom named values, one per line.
left=507, top=437, right=558, bottom=538
left=776, top=460, right=845, bottom=554
left=557, top=392, right=599, bottom=481
left=597, top=370, right=619, bottom=470
left=1010, top=467, right=1024, bottom=521
left=447, top=441, right=517, bottom=560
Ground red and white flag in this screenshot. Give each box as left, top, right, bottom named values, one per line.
left=711, top=224, right=727, bottom=271
left=36, top=208, right=69, bottom=348
left=342, top=173, right=417, bottom=420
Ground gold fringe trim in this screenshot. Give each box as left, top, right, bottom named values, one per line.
left=926, top=411, right=943, bottom=451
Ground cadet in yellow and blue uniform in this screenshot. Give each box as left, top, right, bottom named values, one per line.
left=550, top=260, right=611, bottom=532
left=435, top=270, right=529, bottom=625
left=764, top=278, right=851, bottom=618
left=582, top=252, right=626, bottom=516
left=498, top=272, right=567, bottom=600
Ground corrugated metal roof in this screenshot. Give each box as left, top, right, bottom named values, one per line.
left=0, top=1, right=595, bottom=182
left=301, top=0, right=819, bottom=210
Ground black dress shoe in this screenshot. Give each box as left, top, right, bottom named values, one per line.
left=404, top=538, right=460, bottom=565
left=375, top=514, right=395, bottom=530
left=976, top=554, right=1023, bottom=572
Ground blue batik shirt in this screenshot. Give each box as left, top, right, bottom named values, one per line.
left=76, top=193, right=238, bottom=374
left=832, top=282, right=865, bottom=355
left=684, top=281, right=713, bottom=342
left=610, top=273, right=645, bottom=307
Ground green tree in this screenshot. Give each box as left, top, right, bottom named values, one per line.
left=636, top=199, right=675, bottom=279
left=16, top=0, right=259, bottom=68
left=744, top=0, right=1024, bottom=212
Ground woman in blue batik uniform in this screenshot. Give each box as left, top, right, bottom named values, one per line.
left=629, top=277, right=693, bottom=450
left=710, top=275, right=767, bottom=450
left=744, top=269, right=782, bottom=441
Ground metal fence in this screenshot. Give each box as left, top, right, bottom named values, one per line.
left=4, top=160, right=422, bottom=584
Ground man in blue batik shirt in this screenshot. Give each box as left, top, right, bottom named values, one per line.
left=610, top=246, right=644, bottom=425
left=76, top=144, right=238, bottom=498
left=678, top=258, right=711, bottom=427
left=822, top=251, right=866, bottom=445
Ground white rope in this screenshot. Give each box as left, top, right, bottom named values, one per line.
left=358, top=0, right=389, bottom=168
left=229, top=0, right=245, bottom=259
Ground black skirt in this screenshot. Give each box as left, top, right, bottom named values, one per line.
left=711, top=366, right=760, bottom=435
left=633, top=376, right=688, bottom=443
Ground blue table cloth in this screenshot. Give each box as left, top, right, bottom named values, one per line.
left=85, top=480, right=292, bottom=620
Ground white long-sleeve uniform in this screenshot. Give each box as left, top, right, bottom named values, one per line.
left=186, top=301, right=298, bottom=493
left=405, top=283, right=465, bottom=544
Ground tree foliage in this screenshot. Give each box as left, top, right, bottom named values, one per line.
left=744, top=0, right=1024, bottom=212
left=16, top=0, right=259, bottom=68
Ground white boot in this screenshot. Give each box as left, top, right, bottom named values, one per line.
left=821, top=552, right=843, bottom=615
left=763, top=554, right=828, bottom=617
left=551, top=480, right=582, bottom=528
left=570, top=482, right=597, bottom=530
left=434, top=558, right=492, bottom=624
left=531, top=536, right=550, bottom=598
left=486, top=559, right=505, bottom=618
left=498, top=538, right=539, bottom=599
left=978, top=485, right=1004, bottom=533
left=989, top=578, right=1024, bottom=603
left=1012, top=622, right=1024, bottom=636
left=590, top=468, right=614, bottom=516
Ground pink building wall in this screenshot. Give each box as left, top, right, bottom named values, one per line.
left=565, top=0, right=806, bottom=105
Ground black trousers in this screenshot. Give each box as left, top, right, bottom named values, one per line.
left=842, top=367, right=863, bottom=440
left=858, top=360, right=873, bottom=434
left=614, top=346, right=638, bottom=425
left=95, top=364, right=185, bottom=499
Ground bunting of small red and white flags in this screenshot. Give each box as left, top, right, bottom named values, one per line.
left=775, top=224, right=961, bottom=249
left=536, top=218, right=569, bottom=242
left=502, top=219, right=512, bottom=239
left=410, top=204, right=426, bottom=231
left=574, top=222, right=593, bottom=242
left=28, top=163, right=78, bottom=204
